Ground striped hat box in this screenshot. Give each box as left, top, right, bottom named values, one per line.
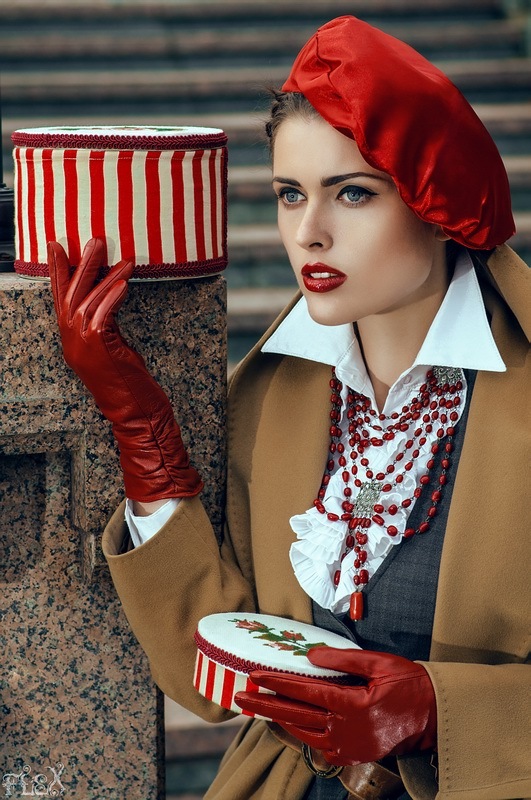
left=194, top=613, right=356, bottom=716
left=12, top=126, right=228, bottom=280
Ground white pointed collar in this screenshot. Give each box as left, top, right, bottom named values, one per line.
left=261, top=249, right=505, bottom=388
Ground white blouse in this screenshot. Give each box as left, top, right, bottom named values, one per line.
left=126, top=249, right=505, bottom=610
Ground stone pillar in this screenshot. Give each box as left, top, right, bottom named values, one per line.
left=0, top=273, right=226, bottom=797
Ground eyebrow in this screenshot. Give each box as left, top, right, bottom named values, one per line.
left=272, top=172, right=392, bottom=187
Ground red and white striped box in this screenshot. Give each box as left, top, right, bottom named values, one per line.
left=194, top=613, right=356, bottom=716
left=12, top=125, right=228, bottom=280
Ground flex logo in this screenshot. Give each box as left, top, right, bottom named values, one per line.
left=1, top=764, right=66, bottom=796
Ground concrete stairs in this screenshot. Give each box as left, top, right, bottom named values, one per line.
left=2, top=2, right=530, bottom=367
left=1, top=3, right=530, bottom=793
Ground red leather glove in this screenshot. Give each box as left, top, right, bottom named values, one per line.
left=235, top=646, right=437, bottom=766
left=48, top=237, right=203, bottom=503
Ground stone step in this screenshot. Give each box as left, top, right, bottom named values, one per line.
left=164, top=698, right=242, bottom=797
left=226, top=287, right=297, bottom=370
left=227, top=286, right=297, bottom=333
left=165, top=723, right=242, bottom=796
left=1, top=19, right=525, bottom=65
left=473, top=102, right=531, bottom=145
left=502, top=155, right=531, bottom=188
left=3, top=60, right=531, bottom=114
left=0, top=0, right=505, bottom=26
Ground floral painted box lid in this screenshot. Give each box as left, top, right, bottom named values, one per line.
left=193, top=613, right=358, bottom=714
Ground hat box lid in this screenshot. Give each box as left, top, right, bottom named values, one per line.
left=194, top=612, right=358, bottom=715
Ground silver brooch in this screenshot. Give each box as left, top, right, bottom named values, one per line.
left=432, top=366, right=462, bottom=388
left=354, top=480, right=383, bottom=516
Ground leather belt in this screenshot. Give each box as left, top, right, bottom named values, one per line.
left=267, top=722, right=405, bottom=800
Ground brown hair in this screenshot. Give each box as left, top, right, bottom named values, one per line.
left=265, top=89, right=319, bottom=152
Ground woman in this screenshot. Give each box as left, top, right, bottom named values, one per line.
left=48, top=16, right=530, bottom=800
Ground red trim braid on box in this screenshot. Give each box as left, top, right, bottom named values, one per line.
left=11, top=129, right=228, bottom=151
left=194, top=630, right=352, bottom=682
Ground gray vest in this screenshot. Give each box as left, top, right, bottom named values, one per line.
left=305, top=371, right=476, bottom=800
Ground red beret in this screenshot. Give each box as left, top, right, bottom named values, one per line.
left=282, top=15, right=515, bottom=249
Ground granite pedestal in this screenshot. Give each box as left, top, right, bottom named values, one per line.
left=0, top=273, right=227, bottom=798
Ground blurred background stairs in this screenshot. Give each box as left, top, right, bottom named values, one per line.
left=1, top=1, right=530, bottom=796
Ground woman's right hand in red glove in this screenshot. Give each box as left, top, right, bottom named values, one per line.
left=48, top=237, right=203, bottom=504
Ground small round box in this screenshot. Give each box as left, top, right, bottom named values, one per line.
left=12, top=125, right=227, bottom=280
left=194, top=612, right=358, bottom=716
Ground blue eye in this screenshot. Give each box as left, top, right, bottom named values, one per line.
left=277, top=188, right=304, bottom=205
left=339, top=185, right=375, bottom=205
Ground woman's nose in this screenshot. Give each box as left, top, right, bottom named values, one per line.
left=294, top=205, right=332, bottom=251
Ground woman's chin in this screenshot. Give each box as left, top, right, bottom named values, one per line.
left=304, top=296, right=358, bottom=328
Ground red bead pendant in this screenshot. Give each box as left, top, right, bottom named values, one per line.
left=349, top=591, right=364, bottom=621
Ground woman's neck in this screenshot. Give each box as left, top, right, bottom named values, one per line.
left=357, top=254, right=452, bottom=411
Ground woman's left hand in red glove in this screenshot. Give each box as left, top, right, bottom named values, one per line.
left=235, top=646, right=437, bottom=766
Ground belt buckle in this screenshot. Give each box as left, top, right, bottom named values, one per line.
left=301, top=743, right=344, bottom=779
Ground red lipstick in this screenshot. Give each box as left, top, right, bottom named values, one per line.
left=301, top=263, right=347, bottom=293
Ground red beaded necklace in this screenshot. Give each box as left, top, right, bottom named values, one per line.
left=314, top=365, right=463, bottom=621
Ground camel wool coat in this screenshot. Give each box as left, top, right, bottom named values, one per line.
left=103, top=244, right=530, bottom=800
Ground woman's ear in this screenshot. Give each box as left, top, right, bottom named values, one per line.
left=434, top=225, right=451, bottom=242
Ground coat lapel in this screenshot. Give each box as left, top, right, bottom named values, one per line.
left=227, top=293, right=334, bottom=624
left=430, top=271, right=530, bottom=662
left=249, top=355, right=332, bottom=623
